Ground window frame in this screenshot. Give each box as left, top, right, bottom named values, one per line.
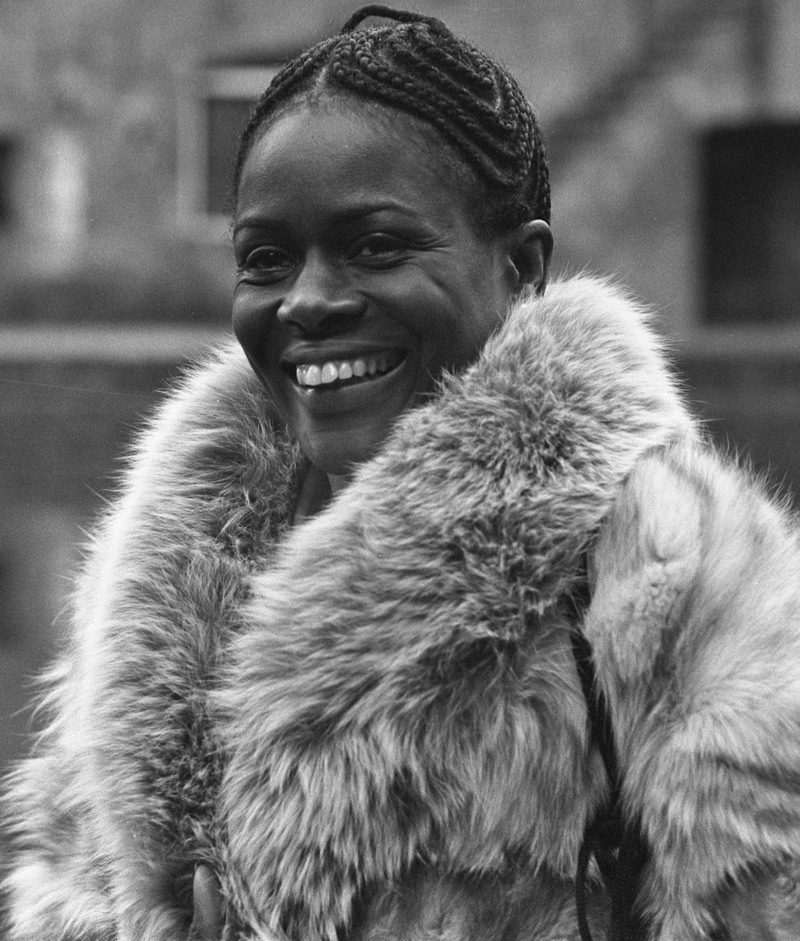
left=177, top=62, right=279, bottom=241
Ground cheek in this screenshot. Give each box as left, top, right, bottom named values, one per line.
left=232, top=287, right=280, bottom=355
left=232, top=294, right=287, bottom=393
left=381, top=279, right=471, bottom=358
left=232, top=289, right=267, bottom=352
left=453, top=273, right=514, bottom=362
left=416, top=298, right=501, bottom=376
left=408, top=257, right=508, bottom=372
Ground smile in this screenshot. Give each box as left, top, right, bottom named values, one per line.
left=291, top=352, right=404, bottom=389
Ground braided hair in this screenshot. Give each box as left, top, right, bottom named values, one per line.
left=232, top=5, right=550, bottom=236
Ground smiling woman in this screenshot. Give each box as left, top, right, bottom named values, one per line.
left=3, top=6, right=800, bottom=941
left=231, top=99, right=549, bottom=483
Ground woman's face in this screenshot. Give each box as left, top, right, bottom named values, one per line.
left=232, top=99, right=550, bottom=477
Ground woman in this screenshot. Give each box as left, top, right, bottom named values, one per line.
left=3, top=7, right=800, bottom=941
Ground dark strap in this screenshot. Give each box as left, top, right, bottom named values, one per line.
left=567, top=576, right=650, bottom=941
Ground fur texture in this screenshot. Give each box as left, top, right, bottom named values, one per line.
left=586, top=442, right=800, bottom=939
left=2, top=277, right=799, bottom=941
left=3, top=348, right=305, bottom=941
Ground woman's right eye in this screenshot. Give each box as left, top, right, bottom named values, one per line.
left=240, top=247, right=295, bottom=280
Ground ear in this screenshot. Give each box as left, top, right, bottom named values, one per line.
left=508, top=220, right=553, bottom=296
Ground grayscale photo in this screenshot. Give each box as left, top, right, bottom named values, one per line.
left=1, top=2, right=799, bottom=939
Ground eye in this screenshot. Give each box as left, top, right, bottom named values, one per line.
left=238, top=246, right=295, bottom=282
left=349, top=234, right=408, bottom=266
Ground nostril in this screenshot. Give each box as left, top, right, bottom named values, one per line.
left=278, top=298, right=366, bottom=336
left=315, top=310, right=364, bottom=337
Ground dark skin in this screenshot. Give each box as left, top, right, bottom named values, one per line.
left=191, top=865, right=224, bottom=939
left=231, top=99, right=552, bottom=493
left=190, top=100, right=553, bottom=939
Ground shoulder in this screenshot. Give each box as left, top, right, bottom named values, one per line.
left=121, top=340, right=282, bottom=499
left=585, top=438, right=800, bottom=939
left=587, top=434, right=800, bottom=700
left=460, top=275, right=695, bottom=467
left=503, top=275, right=679, bottom=389
left=67, top=341, right=302, bottom=674
left=91, top=340, right=299, bottom=541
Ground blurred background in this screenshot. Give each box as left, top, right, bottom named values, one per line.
left=1, top=0, right=799, bottom=785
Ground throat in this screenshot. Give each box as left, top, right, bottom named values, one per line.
left=293, top=466, right=333, bottom=524
left=327, top=472, right=351, bottom=496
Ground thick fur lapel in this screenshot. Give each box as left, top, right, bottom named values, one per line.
left=219, top=277, right=695, bottom=940
left=3, top=344, right=305, bottom=941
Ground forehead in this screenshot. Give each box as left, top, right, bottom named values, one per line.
left=236, top=99, right=475, bottom=221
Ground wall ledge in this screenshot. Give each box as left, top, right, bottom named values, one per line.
left=0, top=325, right=230, bottom=363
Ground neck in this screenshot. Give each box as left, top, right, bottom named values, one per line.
left=292, top=466, right=352, bottom=524
left=328, top=473, right=351, bottom=497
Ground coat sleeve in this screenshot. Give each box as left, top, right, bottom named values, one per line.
left=2, top=665, right=117, bottom=941
left=585, top=438, right=800, bottom=941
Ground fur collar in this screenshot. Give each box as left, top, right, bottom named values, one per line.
left=1, top=275, right=697, bottom=941
left=215, top=276, right=695, bottom=939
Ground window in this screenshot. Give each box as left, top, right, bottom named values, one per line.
left=702, top=121, right=800, bottom=326
left=0, top=545, right=13, bottom=646
left=178, top=62, right=280, bottom=237
left=0, top=135, right=17, bottom=226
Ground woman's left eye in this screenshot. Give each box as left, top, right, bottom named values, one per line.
left=350, top=235, right=407, bottom=264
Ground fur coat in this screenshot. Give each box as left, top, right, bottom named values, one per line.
left=3, top=277, right=800, bottom=941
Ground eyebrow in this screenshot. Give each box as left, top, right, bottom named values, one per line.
left=232, top=200, right=420, bottom=237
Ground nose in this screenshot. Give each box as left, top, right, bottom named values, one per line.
left=277, top=252, right=365, bottom=335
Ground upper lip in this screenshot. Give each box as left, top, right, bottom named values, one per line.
left=281, top=343, right=407, bottom=366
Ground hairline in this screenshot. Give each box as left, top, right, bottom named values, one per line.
left=234, top=84, right=524, bottom=240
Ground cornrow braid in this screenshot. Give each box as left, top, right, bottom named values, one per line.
left=233, top=5, right=550, bottom=233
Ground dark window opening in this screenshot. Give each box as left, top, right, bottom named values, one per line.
left=0, top=546, right=17, bottom=647
left=702, top=121, right=800, bottom=326
left=0, top=137, right=16, bottom=226
left=192, top=60, right=290, bottom=222
left=205, top=97, right=254, bottom=216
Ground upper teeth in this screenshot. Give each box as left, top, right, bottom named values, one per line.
left=296, top=356, right=393, bottom=387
